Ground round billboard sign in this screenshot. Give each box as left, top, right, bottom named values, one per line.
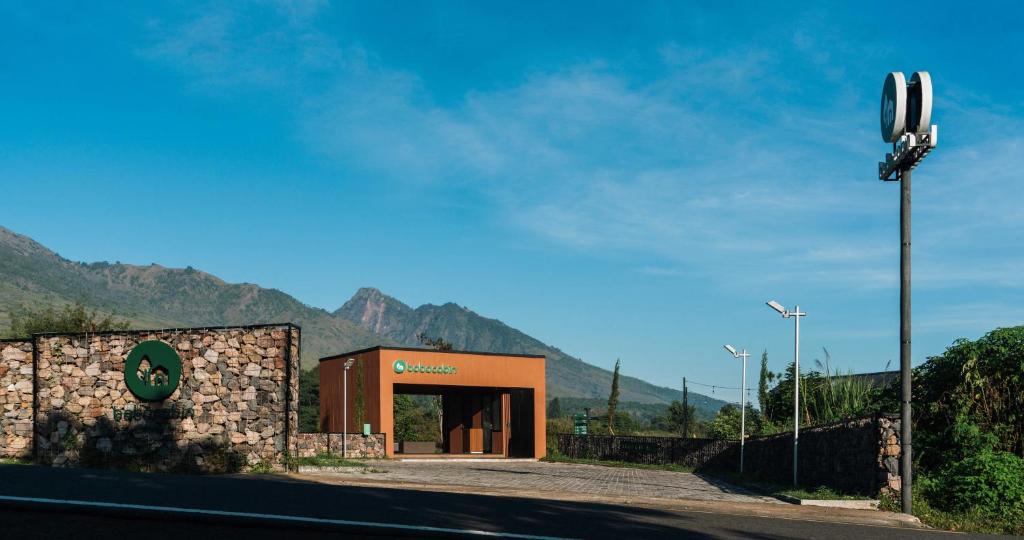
left=880, top=72, right=907, bottom=143
left=124, top=340, right=182, bottom=402
left=907, top=71, right=933, bottom=135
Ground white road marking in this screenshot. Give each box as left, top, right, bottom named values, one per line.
left=0, top=494, right=575, bottom=540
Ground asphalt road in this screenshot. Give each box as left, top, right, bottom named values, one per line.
left=0, top=464, right=998, bottom=539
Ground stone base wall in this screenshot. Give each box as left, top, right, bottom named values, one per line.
left=1, top=324, right=299, bottom=473
left=296, top=433, right=386, bottom=459
left=1, top=340, right=33, bottom=458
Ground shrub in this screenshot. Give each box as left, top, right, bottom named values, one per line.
left=913, top=326, right=1024, bottom=470
left=932, top=449, right=1024, bottom=521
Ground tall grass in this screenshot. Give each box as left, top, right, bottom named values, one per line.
left=804, top=349, right=887, bottom=423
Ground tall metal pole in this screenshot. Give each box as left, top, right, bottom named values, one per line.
left=793, top=306, right=801, bottom=487
left=740, top=350, right=747, bottom=475
left=343, top=366, right=348, bottom=459
left=900, top=168, right=913, bottom=514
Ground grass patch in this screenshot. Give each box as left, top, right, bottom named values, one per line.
left=285, top=453, right=371, bottom=469
left=879, top=484, right=1024, bottom=536
left=707, top=471, right=874, bottom=501
left=0, top=457, right=32, bottom=465
left=777, top=486, right=871, bottom=501
left=541, top=455, right=693, bottom=473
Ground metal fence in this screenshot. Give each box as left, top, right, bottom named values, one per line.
left=555, top=434, right=735, bottom=468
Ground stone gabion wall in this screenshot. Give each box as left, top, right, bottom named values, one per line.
left=704, top=415, right=900, bottom=495
left=288, top=326, right=300, bottom=458
left=27, top=324, right=298, bottom=472
left=295, top=433, right=386, bottom=459
left=878, top=416, right=902, bottom=493
left=1, top=340, right=34, bottom=458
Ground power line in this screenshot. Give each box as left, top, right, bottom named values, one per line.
left=685, top=380, right=754, bottom=394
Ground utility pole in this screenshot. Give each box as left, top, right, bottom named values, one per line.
left=900, top=166, right=913, bottom=514
left=682, top=377, right=689, bottom=438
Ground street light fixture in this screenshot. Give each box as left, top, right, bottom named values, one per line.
left=766, top=300, right=806, bottom=486
left=343, top=358, right=355, bottom=459
left=723, top=345, right=750, bottom=474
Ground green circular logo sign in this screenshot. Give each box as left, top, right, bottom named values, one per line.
left=393, top=359, right=407, bottom=374
left=124, top=340, right=182, bottom=402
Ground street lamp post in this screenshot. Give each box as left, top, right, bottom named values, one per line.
left=343, top=358, right=355, bottom=458
left=766, top=300, right=806, bottom=486
left=723, top=345, right=750, bottom=474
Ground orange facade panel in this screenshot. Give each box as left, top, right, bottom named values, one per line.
left=320, top=347, right=546, bottom=459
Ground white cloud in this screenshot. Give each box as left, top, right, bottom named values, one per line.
left=143, top=6, right=1024, bottom=296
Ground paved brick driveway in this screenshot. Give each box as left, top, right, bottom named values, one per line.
left=315, top=460, right=780, bottom=504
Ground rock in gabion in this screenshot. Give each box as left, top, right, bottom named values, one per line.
left=295, top=433, right=386, bottom=459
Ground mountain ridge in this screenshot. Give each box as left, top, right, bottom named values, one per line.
left=333, top=287, right=709, bottom=405
left=0, top=225, right=727, bottom=411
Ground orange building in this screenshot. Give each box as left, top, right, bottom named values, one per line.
left=320, top=347, right=546, bottom=458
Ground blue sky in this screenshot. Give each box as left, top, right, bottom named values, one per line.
left=2, top=2, right=1022, bottom=405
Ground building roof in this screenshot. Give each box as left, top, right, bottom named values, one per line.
left=320, top=345, right=545, bottom=362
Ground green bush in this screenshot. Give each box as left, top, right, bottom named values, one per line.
left=912, top=326, right=1024, bottom=470
left=932, top=449, right=1024, bottom=520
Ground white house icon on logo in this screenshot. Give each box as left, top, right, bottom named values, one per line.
left=882, top=97, right=895, bottom=130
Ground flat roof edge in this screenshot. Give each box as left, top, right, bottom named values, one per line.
left=320, top=345, right=545, bottom=362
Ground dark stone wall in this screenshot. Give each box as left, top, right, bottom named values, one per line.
left=555, top=415, right=902, bottom=496
left=708, top=415, right=901, bottom=495
left=556, top=434, right=733, bottom=468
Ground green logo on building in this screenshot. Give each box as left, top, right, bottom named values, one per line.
left=393, top=359, right=456, bottom=375
left=124, top=340, right=182, bottom=402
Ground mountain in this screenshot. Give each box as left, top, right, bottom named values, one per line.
left=0, top=226, right=386, bottom=364
left=335, top=287, right=726, bottom=407
left=0, top=225, right=728, bottom=414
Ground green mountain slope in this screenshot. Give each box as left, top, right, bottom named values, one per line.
left=334, top=287, right=728, bottom=410
left=0, top=226, right=387, bottom=365
left=0, top=225, right=728, bottom=416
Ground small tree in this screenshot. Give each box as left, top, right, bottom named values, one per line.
left=354, top=362, right=366, bottom=428
left=757, top=350, right=774, bottom=421
left=417, top=333, right=452, bottom=440
left=417, top=333, right=453, bottom=351
left=607, top=359, right=621, bottom=435
left=708, top=404, right=743, bottom=439
left=5, top=301, right=130, bottom=338
left=546, top=397, right=562, bottom=419
left=299, top=366, right=321, bottom=432
left=665, top=400, right=696, bottom=437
